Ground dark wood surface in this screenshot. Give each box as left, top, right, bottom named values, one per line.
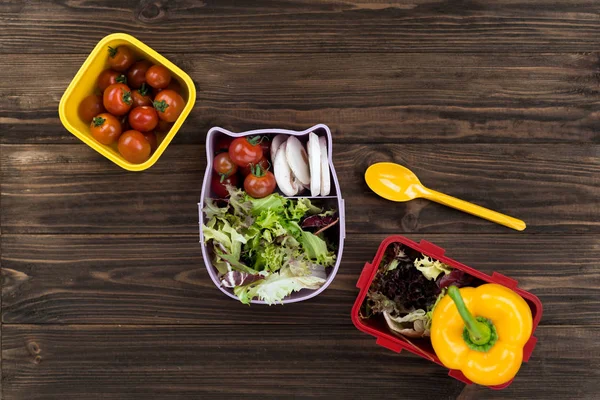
left=1, top=1, right=599, bottom=399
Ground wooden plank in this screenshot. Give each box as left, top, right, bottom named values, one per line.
left=1, top=144, right=598, bottom=234
left=2, top=324, right=598, bottom=399
left=2, top=1, right=600, bottom=54
left=2, top=233, right=598, bottom=325
left=3, top=53, right=600, bottom=144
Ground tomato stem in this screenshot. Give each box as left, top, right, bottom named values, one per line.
left=116, top=74, right=127, bottom=84
left=247, top=136, right=262, bottom=146
left=122, top=90, right=132, bottom=105
left=153, top=100, right=169, bottom=113
left=108, top=46, right=118, bottom=58
left=138, top=83, right=149, bottom=96
left=252, top=163, right=266, bottom=177
left=92, top=116, right=105, bottom=127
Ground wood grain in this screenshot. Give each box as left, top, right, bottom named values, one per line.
left=3, top=53, right=600, bottom=144
left=2, top=233, right=598, bottom=325
left=2, top=324, right=598, bottom=400
left=3, top=0, right=600, bottom=54
left=1, top=144, right=597, bottom=235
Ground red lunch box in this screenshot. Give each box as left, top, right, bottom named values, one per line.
left=351, top=235, right=543, bottom=390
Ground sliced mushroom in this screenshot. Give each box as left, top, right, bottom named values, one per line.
left=270, top=134, right=287, bottom=161
left=319, top=136, right=331, bottom=196
left=285, top=136, right=310, bottom=186
left=274, top=141, right=298, bottom=196
left=307, top=132, right=321, bottom=197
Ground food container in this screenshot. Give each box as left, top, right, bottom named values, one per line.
left=58, top=33, right=196, bottom=171
left=351, top=235, right=542, bottom=389
left=198, top=124, right=345, bottom=304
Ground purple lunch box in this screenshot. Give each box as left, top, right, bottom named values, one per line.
left=198, top=124, right=346, bottom=304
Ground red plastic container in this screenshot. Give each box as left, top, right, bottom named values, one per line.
left=351, top=235, right=543, bottom=389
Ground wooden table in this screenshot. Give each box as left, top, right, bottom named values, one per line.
left=1, top=1, right=599, bottom=399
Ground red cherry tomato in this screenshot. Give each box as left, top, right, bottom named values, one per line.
left=259, top=136, right=271, bottom=157
left=145, top=65, right=171, bottom=89
left=97, top=69, right=126, bottom=92
left=131, top=83, right=153, bottom=107
left=211, top=173, right=239, bottom=198
left=118, top=130, right=151, bottom=164
left=215, top=136, right=233, bottom=154
left=107, top=46, right=135, bottom=72
left=155, top=119, right=173, bottom=134
left=244, top=166, right=276, bottom=199
left=213, top=152, right=238, bottom=178
left=128, top=106, right=158, bottom=132
left=103, top=83, right=133, bottom=116
left=78, top=94, right=105, bottom=123
left=90, top=113, right=122, bottom=145
left=153, top=89, right=185, bottom=122
left=228, top=136, right=264, bottom=167
left=126, top=60, right=152, bottom=89
left=239, top=156, right=269, bottom=177
left=142, top=131, right=158, bottom=152
left=152, top=79, right=182, bottom=96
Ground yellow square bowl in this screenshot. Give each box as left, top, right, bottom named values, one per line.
left=58, top=33, right=196, bottom=171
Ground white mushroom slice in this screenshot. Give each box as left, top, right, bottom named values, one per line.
left=270, top=134, right=287, bottom=161
left=294, top=177, right=307, bottom=194
left=307, top=132, right=321, bottom=197
left=274, top=141, right=298, bottom=196
left=319, top=136, right=331, bottom=196
left=285, top=136, right=311, bottom=186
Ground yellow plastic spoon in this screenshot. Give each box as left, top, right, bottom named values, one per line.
left=365, top=162, right=526, bottom=231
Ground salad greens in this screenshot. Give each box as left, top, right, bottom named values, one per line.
left=361, top=244, right=473, bottom=338
left=202, top=186, right=337, bottom=305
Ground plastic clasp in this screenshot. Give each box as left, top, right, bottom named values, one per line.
left=376, top=337, right=403, bottom=353
left=356, top=262, right=373, bottom=289
left=491, top=272, right=518, bottom=290
left=419, top=240, right=445, bottom=258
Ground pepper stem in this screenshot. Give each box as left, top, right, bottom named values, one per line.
left=448, top=286, right=491, bottom=346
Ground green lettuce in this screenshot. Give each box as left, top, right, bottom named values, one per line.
left=299, top=231, right=336, bottom=267
left=202, top=188, right=337, bottom=304
left=233, top=265, right=326, bottom=305
left=414, top=255, right=452, bottom=281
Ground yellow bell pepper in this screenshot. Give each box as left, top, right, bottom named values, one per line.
left=431, top=284, right=533, bottom=386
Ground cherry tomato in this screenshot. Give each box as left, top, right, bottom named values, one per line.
left=155, top=119, right=173, bottom=134
left=107, top=46, right=135, bottom=72
left=145, top=65, right=171, bottom=89
left=215, top=136, right=233, bottom=154
left=103, top=83, right=133, bottom=116
left=97, top=69, right=126, bottom=92
left=259, top=136, right=271, bottom=157
left=142, top=131, right=158, bottom=152
left=118, top=130, right=151, bottom=164
left=244, top=165, right=276, bottom=199
left=128, top=106, right=158, bottom=132
left=239, top=156, right=269, bottom=177
left=152, top=79, right=182, bottom=96
left=119, top=114, right=131, bottom=132
left=213, top=152, right=238, bottom=178
left=126, top=60, right=152, bottom=89
left=131, top=83, right=153, bottom=107
left=228, top=136, right=264, bottom=167
left=78, top=94, right=105, bottom=123
left=211, top=173, right=239, bottom=198
left=153, top=89, right=185, bottom=122
left=90, top=113, right=122, bottom=145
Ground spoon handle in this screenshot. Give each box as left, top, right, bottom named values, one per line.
left=423, top=189, right=526, bottom=231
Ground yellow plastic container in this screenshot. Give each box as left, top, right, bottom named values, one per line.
left=59, top=33, right=196, bottom=171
